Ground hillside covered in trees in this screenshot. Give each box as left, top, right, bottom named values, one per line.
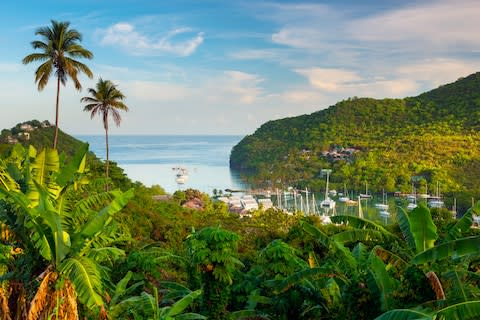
left=230, top=72, right=480, bottom=199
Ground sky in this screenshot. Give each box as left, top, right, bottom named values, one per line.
left=1, top=0, right=480, bottom=135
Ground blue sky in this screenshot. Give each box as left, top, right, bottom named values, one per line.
left=1, top=0, right=479, bottom=135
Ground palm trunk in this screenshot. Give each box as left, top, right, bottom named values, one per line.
left=105, top=122, right=109, bottom=192
left=53, top=76, right=60, bottom=149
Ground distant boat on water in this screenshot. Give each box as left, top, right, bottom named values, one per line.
left=338, top=183, right=350, bottom=203
left=320, top=169, right=336, bottom=209
left=174, top=166, right=189, bottom=184
left=428, top=182, right=444, bottom=208
left=375, top=189, right=389, bottom=211
left=359, top=182, right=372, bottom=199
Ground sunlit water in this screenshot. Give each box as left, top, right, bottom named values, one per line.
left=75, top=135, right=247, bottom=194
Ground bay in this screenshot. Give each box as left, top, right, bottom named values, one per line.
left=75, top=135, right=248, bottom=194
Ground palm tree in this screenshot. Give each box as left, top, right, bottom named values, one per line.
left=81, top=79, right=129, bottom=189
left=22, top=20, right=93, bottom=149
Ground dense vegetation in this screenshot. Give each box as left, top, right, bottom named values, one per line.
left=230, top=72, right=480, bottom=204
left=1, top=137, right=480, bottom=319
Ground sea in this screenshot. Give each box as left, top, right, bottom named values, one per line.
left=75, top=135, right=248, bottom=194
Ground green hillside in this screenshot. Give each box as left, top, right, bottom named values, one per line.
left=230, top=72, right=480, bottom=198
left=0, top=120, right=133, bottom=189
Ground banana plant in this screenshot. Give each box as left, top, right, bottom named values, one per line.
left=109, top=286, right=205, bottom=320
left=0, top=145, right=134, bottom=318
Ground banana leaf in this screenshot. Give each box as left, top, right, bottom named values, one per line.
left=435, top=300, right=480, bottom=319
left=332, top=229, right=385, bottom=244
left=409, top=204, right=438, bottom=253
left=412, top=235, right=480, bottom=264
left=396, top=207, right=416, bottom=251
left=368, top=254, right=399, bottom=311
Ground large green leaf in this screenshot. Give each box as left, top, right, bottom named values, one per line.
left=277, top=267, right=348, bottom=292
left=110, top=271, right=133, bottom=306
left=412, top=235, right=480, bottom=264
left=409, top=204, right=437, bottom=253
left=374, top=309, right=433, bottom=320
left=166, top=289, right=202, bottom=317
left=448, top=201, right=480, bottom=240
left=368, top=254, right=399, bottom=311
left=28, top=148, right=62, bottom=201
left=372, top=246, right=408, bottom=275
left=435, top=300, right=480, bottom=319
left=331, top=215, right=395, bottom=239
left=60, top=256, right=104, bottom=309
left=441, top=270, right=472, bottom=303
left=396, top=207, right=415, bottom=251
left=35, top=181, right=71, bottom=266
left=301, top=220, right=329, bottom=246
left=56, top=143, right=88, bottom=187
left=0, top=160, right=19, bottom=192
left=332, top=229, right=385, bottom=244
left=81, top=189, right=134, bottom=237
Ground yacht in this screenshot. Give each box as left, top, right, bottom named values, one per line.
left=359, top=182, right=372, bottom=199
left=428, top=182, right=444, bottom=208
left=320, top=169, right=336, bottom=209
left=338, top=183, right=350, bottom=202
left=407, top=202, right=417, bottom=211
left=380, top=209, right=390, bottom=217
left=375, top=189, right=389, bottom=211
left=407, top=186, right=417, bottom=210
left=174, top=167, right=189, bottom=184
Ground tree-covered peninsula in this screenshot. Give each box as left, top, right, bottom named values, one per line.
left=230, top=72, right=480, bottom=199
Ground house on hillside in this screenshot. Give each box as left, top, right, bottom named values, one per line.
left=20, top=124, right=34, bottom=132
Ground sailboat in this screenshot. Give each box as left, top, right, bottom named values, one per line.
left=320, top=169, right=336, bottom=209
left=359, top=182, right=372, bottom=199
left=407, top=187, right=417, bottom=211
left=428, top=182, right=444, bottom=208
left=174, top=166, right=189, bottom=184
left=375, top=189, right=389, bottom=211
left=338, top=183, right=350, bottom=202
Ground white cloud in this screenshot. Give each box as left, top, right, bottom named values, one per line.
left=396, top=58, right=480, bottom=88
left=99, top=23, right=204, bottom=56
left=349, top=0, right=480, bottom=51
left=295, top=68, right=362, bottom=92
left=294, top=66, right=418, bottom=99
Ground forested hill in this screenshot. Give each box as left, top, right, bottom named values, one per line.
left=230, top=72, right=480, bottom=196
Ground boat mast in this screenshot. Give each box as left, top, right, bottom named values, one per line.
left=294, top=189, right=298, bottom=211
left=312, top=193, right=316, bottom=215
left=358, top=196, right=363, bottom=219
left=305, top=187, right=310, bottom=215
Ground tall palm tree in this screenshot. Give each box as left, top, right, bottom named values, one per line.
left=22, top=20, right=93, bottom=149
left=81, top=79, right=129, bottom=189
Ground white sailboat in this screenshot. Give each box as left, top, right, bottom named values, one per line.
left=338, top=183, right=350, bottom=202
left=375, top=189, right=389, bottom=211
left=428, top=182, right=444, bottom=208
left=359, top=182, right=372, bottom=199
left=407, top=186, right=418, bottom=211
left=320, top=169, right=336, bottom=209
left=174, top=166, right=189, bottom=184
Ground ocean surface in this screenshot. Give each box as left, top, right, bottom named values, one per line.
left=75, top=135, right=248, bottom=194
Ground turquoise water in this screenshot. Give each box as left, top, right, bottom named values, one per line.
left=75, top=135, right=247, bottom=194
